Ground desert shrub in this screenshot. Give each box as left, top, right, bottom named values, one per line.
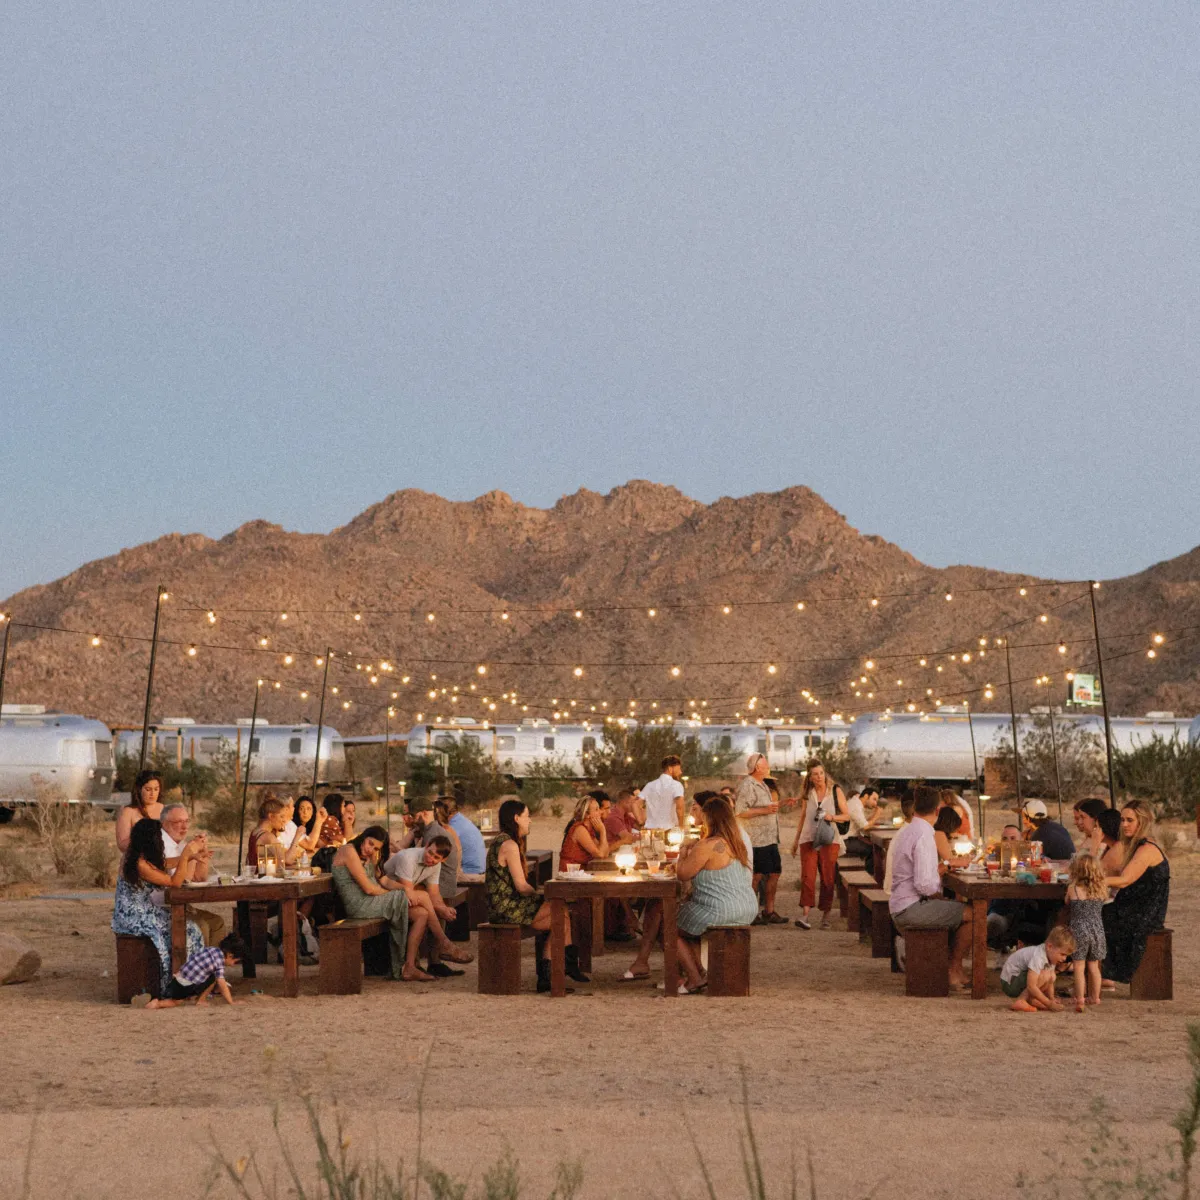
left=400, top=740, right=508, bottom=810
left=75, top=829, right=120, bottom=888
left=987, top=714, right=1106, bottom=806
left=582, top=724, right=739, bottom=790
left=1114, top=735, right=1200, bottom=820
left=0, top=845, right=36, bottom=886
left=518, top=756, right=580, bottom=814
left=203, top=786, right=258, bottom=839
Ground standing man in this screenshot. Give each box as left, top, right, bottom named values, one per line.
left=734, top=753, right=785, bottom=924
left=641, top=756, right=685, bottom=830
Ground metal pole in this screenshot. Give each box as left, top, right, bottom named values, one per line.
left=1088, top=581, right=1118, bottom=808
left=964, top=698, right=982, bottom=835
left=383, top=704, right=392, bottom=840
left=1048, top=706, right=1064, bottom=823
left=1004, top=638, right=1023, bottom=810
left=308, top=649, right=332, bottom=813
left=0, top=619, right=12, bottom=717
left=235, top=680, right=262, bottom=876
left=138, top=585, right=167, bottom=772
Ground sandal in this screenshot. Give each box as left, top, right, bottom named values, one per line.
left=620, top=969, right=651, bottom=982
left=442, top=949, right=474, bottom=964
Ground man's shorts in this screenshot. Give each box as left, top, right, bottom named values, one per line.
left=892, top=897, right=964, bottom=931
left=752, top=844, right=782, bottom=876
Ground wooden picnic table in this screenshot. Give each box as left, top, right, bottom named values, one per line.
left=165, top=875, right=332, bottom=998
left=943, top=871, right=1067, bottom=1000
left=544, top=874, right=680, bottom=999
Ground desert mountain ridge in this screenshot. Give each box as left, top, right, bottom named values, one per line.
left=3, top=481, right=1198, bottom=732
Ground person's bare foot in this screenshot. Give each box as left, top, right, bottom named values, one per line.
left=401, top=966, right=434, bottom=982
left=1075, top=998, right=1086, bottom=1013
left=1086, top=997, right=1101, bottom=1006
left=1046, top=1000, right=1064, bottom=1012
left=1010, top=998, right=1038, bottom=1012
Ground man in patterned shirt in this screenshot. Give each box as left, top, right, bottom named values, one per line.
left=136, top=933, right=246, bottom=1008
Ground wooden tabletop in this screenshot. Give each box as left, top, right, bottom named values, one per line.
left=869, top=828, right=901, bottom=847
left=165, top=875, right=332, bottom=905
left=544, top=874, right=679, bottom=900
left=943, top=872, right=1066, bottom=903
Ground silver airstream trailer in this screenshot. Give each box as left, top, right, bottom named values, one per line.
left=114, top=719, right=347, bottom=785
left=0, top=705, right=115, bottom=819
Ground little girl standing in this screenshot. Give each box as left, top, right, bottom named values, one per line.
left=1065, top=854, right=1108, bottom=1012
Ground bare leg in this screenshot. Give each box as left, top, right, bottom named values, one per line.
left=628, top=901, right=661, bottom=974
left=1087, top=960, right=1102, bottom=1005
left=1073, top=960, right=1086, bottom=1011
left=676, top=938, right=704, bottom=989
left=402, top=909, right=433, bottom=981
left=764, top=874, right=780, bottom=916
left=950, top=915, right=973, bottom=988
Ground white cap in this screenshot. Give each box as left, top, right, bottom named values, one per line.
left=1022, top=799, right=1048, bottom=818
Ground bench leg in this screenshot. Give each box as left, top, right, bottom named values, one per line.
left=707, top=929, right=751, bottom=997
left=116, top=936, right=161, bottom=1003
left=478, top=927, right=523, bottom=995
left=446, top=899, right=471, bottom=943
left=846, top=886, right=861, bottom=933
left=869, top=906, right=894, bottom=960
left=836, top=873, right=849, bottom=917
left=318, top=933, right=366, bottom=995
left=1130, top=930, right=1173, bottom=1001
left=904, top=928, right=950, bottom=997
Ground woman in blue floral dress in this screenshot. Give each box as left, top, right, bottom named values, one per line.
left=112, top=818, right=204, bottom=993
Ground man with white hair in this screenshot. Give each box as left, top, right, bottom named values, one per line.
left=735, top=752, right=785, bottom=924
left=160, top=803, right=226, bottom=945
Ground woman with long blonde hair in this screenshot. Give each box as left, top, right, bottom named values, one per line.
left=670, top=797, right=758, bottom=993
left=790, top=760, right=847, bottom=930
left=558, top=794, right=610, bottom=869
left=1101, top=799, right=1169, bottom=988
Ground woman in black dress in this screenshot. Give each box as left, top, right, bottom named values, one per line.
left=1102, top=799, right=1169, bottom=986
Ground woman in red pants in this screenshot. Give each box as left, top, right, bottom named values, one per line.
left=790, top=760, right=847, bottom=930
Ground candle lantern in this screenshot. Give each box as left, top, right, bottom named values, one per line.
left=614, top=846, right=638, bottom=876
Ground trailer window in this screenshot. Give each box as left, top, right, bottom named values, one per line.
left=543, top=737, right=555, bottom=751
left=719, top=736, right=732, bottom=751
left=289, top=737, right=303, bottom=755
left=497, top=736, right=516, bottom=751
left=773, top=735, right=791, bottom=750
left=757, top=738, right=767, bottom=754
left=582, top=737, right=596, bottom=753
left=434, top=735, right=456, bottom=750
left=94, top=740, right=113, bottom=768
left=463, top=735, right=480, bottom=749
left=200, top=737, right=224, bottom=755
left=805, top=733, right=822, bottom=748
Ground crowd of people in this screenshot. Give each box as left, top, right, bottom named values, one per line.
left=110, top=753, right=1172, bottom=1007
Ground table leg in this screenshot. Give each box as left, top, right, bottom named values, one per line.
left=170, top=903, right=187, bottom=973
left=591, top=896, right=605, bottom=956
left=550, top=898, right=567, bottom=997
left=237, top=901, right=256, bottom=979
left=970, top=897, right=987, bottom=1000
left=662, top=894, right=678, bottom=999
left=281, top=898, right=299, bottom=998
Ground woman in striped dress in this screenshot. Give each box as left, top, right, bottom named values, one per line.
left=674, top=797, right=759, bottom=993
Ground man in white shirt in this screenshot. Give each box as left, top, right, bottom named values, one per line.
left=160, top=803, right=225, bottom=945
left=888, top=786, right=972, bottom=989
left=843, top=785, right=883, bottom=860
left=641, top=756, right=685, bottom=830
left=382, top=839, right=473, bottom=977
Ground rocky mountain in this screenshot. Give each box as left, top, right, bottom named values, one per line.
left=2, top=482, right=1197, bottom=731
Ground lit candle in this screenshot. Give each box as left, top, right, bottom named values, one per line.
left=666, top=827, right=685, bottom=849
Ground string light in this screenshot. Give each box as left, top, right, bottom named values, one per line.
left=186, top=645, right=197, bottom=657
left=1057, top=642, right=1067, bottom=655
left=280, top=612, right=288, bottom=621
left=796, top=602, right=805, bottom=611
left=91, top=635, right=101, bottom=647
left=1147, top=648, right=1157, bottom=659
left=671, top=666, right=681, bottom=677
left=648, top=608, right=657, bottom=618
left=944, top=592, right=953, bottom=602
left=283, top=654, right=294, bottom=665
left=722, top=605, right=732, bottom=615
left=574, top=609, right=583, bottom=619
left=767, top=664, right=778, bottom=675
left=258, top=637, right=269, bottom=647
left=501, top=611, right=509, bottom=621
left=425, top=613, right=434, bottom=623
left=206, top=611, right=216, bottom=624
left=573, top=667, right=584, bottom=677
left=1153, top=634, right=1165, bottom=645
left=870, top=597, right=879, bottom=608
left=477, top=665, right=487, bottom=675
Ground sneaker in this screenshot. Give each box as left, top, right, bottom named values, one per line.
left=751, top=913, right=767, bottom=926
left=794, top=916, right=811, bottom=930
left=765, top=912, right=789, bottom=925
left=819, top=916, right=832, bottom=931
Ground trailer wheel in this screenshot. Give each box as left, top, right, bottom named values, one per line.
left=0, top=806, right=15, bottom=825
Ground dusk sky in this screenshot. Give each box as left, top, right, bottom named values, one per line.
left=3, top=2, right=1199, bottom=600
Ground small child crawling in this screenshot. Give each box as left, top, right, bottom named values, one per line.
left=1000, top=925, right=1076, bottom=1012
left=134, top=933, right=246, bottom=1009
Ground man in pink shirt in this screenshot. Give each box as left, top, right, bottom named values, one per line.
left=888, top=786, right=972, bottom=989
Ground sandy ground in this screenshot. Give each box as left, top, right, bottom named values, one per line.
left=2, top=813, right=1198, bottom=1200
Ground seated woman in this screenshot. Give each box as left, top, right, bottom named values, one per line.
left=331, top=825, right=431, bottom=982
left=559, top=795, right=610, bottom=869
left=1073, top=798, right=1110, bottom=859
left=1102, top=800, right=1170, bottom=988
left=1098, top=807, right=1124, bottom=875
left=116, top=769, right=165, bottom=852
left=487, top=798, right=587, bottom=992
left=673, top=797, right=759, bottom=993
left=318, top=794, right=355, bottom=848
left=247, top=795, right=304, bottom=870
left=111, top=817, right=205, bottom=994
left=939, top=789, right=975, bottom=841
left=289, top=796, right=327, bottom=856
left=933, top=806, right=972, bottom=868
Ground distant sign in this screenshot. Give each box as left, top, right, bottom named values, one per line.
left=1068, top=673, right=1102, bottom=706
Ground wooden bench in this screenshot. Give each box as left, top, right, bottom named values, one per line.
left=835, top=857, right=866, bottom=915
left=318, top=918, right=388, bottom=995
left=902, top=927, right=950, bottom=997
left=840, top=871, right=878, bottom=933
left=1130, top=928, right=1173, bottom=1000
left=115, top=935, right=161, bottom=1003
left=477, top=923, right=537, bottom=994
left=857, top=889, right=894, bottom=960
left=704, top=925, right=751, bottom=997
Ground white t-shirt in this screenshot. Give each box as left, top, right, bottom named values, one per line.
left=282, top=820, right=300, bottom=847
left=845, top=794, right=871, bottom=836
left=383, top=847, right=440, bottom=888
left=162, top=830, right=185, bottom=861
left=1001, top=942, right=1050, bottom=983
left=641, top=773, right=684, bottom=829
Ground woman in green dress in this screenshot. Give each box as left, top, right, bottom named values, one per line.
left=486, top=799, right=587, bottom=992
left=332, top=825, right=431, bottom=981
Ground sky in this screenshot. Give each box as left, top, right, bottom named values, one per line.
left=3, top=2, right=1199, bottom=601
